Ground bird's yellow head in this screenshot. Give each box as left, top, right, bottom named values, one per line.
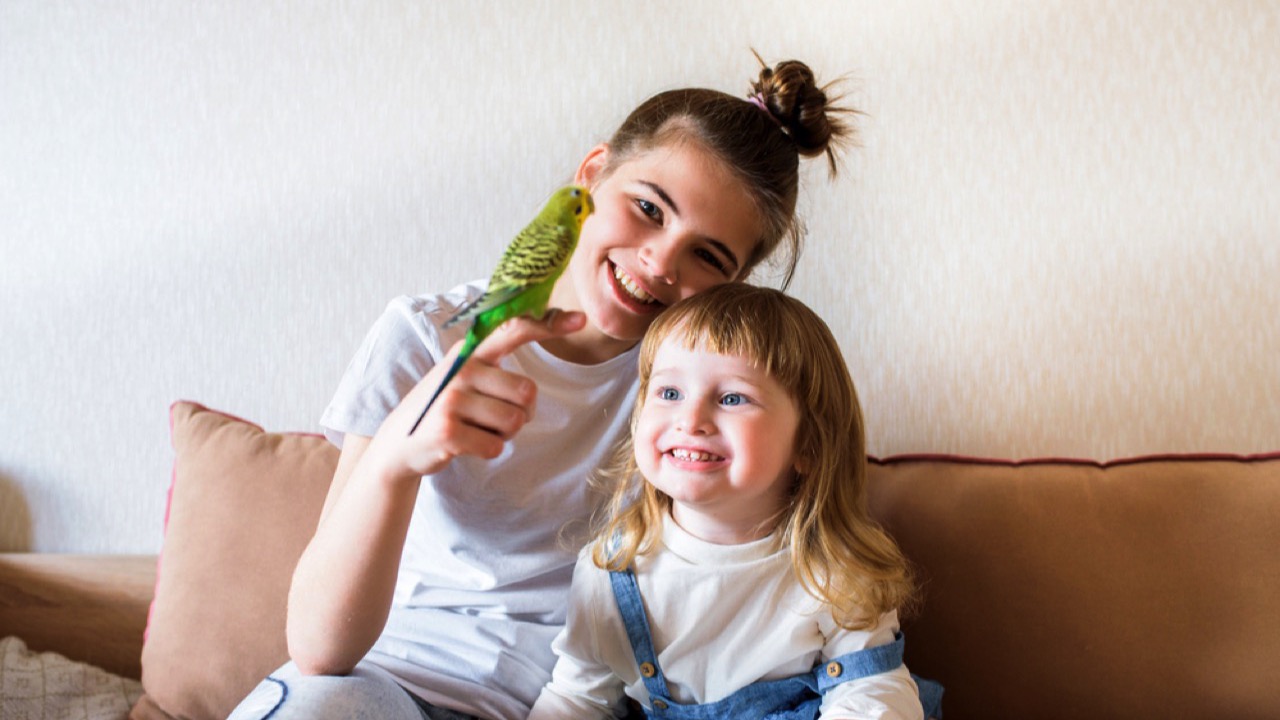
left=552, top=184, right=594, bottom=232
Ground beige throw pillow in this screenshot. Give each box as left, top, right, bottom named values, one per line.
left=134, top=401, right=336, bottom=720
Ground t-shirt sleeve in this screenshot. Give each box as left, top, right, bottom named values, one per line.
left=319, top=296, right=451, bottom=446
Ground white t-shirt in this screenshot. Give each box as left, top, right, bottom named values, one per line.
left=531, top=516, right=924, bottom=720
left=320, top=282, right=641, bottom=720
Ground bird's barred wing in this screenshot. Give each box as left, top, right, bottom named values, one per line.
left=489, top=221, right=576, bottom=290
left=444, top=221, right=574, bottom=328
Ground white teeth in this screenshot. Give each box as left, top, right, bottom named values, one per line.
left=613, top=265, right=657, bottom=304
left=671, top=448, right=722, bottom=462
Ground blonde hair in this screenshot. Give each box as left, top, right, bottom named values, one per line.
left=592, top=283, right=913, bottom=629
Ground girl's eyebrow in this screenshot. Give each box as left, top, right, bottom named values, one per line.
left=648, top=366, right=680, bottom=381
left=638, top=180, right=742, bottom=273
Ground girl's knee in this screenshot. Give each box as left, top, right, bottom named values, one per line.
left=227, top=662, right=423, bottom=720
left=227, top=671, right=290, bottom=720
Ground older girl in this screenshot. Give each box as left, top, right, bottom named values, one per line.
left=230, top=56, right=855, bottom=720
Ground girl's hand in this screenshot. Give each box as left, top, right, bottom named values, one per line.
left=367, top=310, right=586, bottom=481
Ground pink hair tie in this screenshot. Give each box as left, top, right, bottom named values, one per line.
left=748, top=93, right=784, bottom=128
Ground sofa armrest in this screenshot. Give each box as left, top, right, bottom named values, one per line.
left=0, top=553, right=156, bottom=679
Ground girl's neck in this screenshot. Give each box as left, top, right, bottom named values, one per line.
left=670, top=505, right=781, bottom=546
left=538, top=327, right=637, bottom=365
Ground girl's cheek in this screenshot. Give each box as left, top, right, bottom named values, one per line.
left=680, top=276, right=723, bottom=302
left=635, top=413, right=658, bottom=440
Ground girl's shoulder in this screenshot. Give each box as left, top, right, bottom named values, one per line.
left=390, top=279, right=488, bottom=327
left=568, top=540, right=621, bottom=605
left=368, top=280, right=488, bottom=353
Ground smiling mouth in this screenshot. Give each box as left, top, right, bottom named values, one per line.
left=670, top=448, right=724, bottom=462
left=612, top=263, right=660, bottom=305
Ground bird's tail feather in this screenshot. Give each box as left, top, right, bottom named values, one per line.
left=407, top=333, right=479, bottom=435
left=442, top=296, right=481, bottom=329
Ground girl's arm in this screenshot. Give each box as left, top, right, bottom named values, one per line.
left=528, top=662, right=618, bottom=720
left=819, top=668, right=924, bottom=720
left=528, top=554, right=628, bottom=720
left=286, top=431, right=413, bottom=674
left=286, top=312, right=586, bottom=675
left=818, top=612, right=925, bottom=720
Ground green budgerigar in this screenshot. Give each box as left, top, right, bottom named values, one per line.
left=408, top=185, right=594, bottom=435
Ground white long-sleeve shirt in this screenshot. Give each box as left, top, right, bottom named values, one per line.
left=529, top=516, right=924, bottom=720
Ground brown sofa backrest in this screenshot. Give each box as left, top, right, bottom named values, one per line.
left=868, top=454, right=1280, bottom=720
left=137, top=402, right=1280, bottom=719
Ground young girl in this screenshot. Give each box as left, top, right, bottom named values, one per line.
left=529, top=284, right=943, bottom=720
left=228, top=57, right=855, bottom=720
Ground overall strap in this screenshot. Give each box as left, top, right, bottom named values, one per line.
left=815, top=632, right=946, bottom=719
left=814, top=632, right=906, bottom=693
left=609, top=569, right=674, bottom=702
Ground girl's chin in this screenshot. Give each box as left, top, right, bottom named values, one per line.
left=587, top=301, right=659, bottom=344
left=655, top=476, right=717, bottom=503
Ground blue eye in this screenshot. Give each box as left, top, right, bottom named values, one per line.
left=659, top=387, right=682, bottom=401
left=720, top=392, right=746, bottom=407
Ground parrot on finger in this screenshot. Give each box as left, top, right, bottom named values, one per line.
left=408, top=184, right=594, bottom=435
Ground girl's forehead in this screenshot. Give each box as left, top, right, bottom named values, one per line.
left=650, top=332, right=764, bottom=370
left=618, top=137, right=733, bottom=183
left=646, top=336, right=801, bottom=409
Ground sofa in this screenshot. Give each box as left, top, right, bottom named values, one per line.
left=1, top=400, right=1278, bottom=719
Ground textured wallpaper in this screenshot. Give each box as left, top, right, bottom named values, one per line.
left=2, top=1, right=1277, bottom=552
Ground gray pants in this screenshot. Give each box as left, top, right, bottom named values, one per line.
left=227, top=662, right=479, bottom=720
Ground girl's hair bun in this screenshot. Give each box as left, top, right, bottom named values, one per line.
left=749, top=52, right=856, bottom=176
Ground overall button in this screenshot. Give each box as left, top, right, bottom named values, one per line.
left=826, top=661, right=843, bottom=677
left=652, top=699, right=669, bottom=710
left=640, top=662, right=657, bottom=678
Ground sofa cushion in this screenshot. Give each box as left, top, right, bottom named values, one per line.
left=135, top=401, right=337, bottom=720
left=867, top=453, right=1280, bottom=720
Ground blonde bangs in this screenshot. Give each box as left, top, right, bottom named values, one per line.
left=639, top=284, right=815, bottom=400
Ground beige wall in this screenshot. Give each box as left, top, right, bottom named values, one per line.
left=2, top=1, right=1277, bottom=552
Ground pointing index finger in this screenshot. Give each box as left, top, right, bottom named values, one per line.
left=470, top=310, right=587, bottom=364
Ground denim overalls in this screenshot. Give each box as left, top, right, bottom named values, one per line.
left=609, top=570, right=944, bottom=719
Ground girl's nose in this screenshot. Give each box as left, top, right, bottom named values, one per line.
left=638, top=239, right=679, bottom=286
left=675, top=400, right=714, bottom=435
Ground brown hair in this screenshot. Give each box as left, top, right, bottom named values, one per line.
left=592, top=284, right=914, bottom=629
left=599, top=53, right=857, bottom=288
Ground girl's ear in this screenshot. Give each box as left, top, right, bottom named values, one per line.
left=575, top=143, right=610, bottom=187
left=793, top=450, right=813, bottom=477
